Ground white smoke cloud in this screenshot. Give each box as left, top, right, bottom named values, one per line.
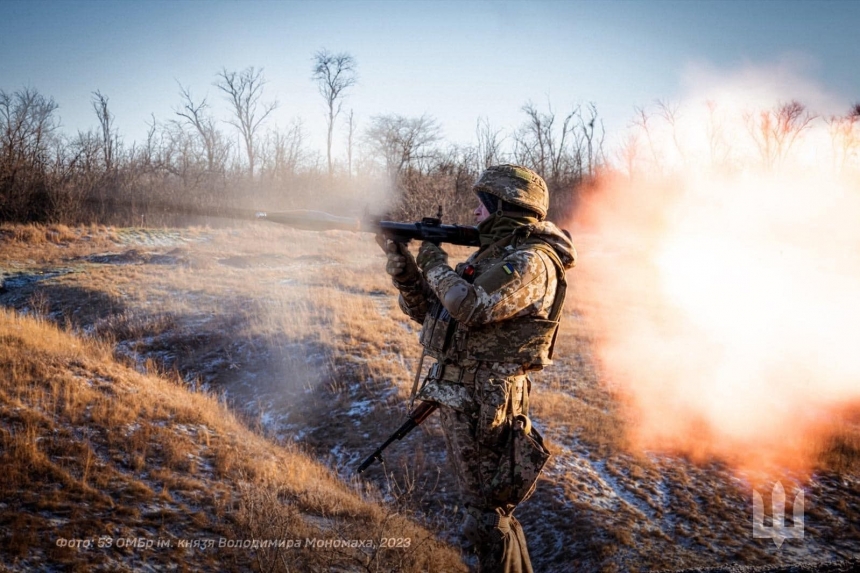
left=573, top=62, right=860, bottom=475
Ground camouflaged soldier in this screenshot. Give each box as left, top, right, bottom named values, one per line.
left=379, top=165, right=576, bottom=572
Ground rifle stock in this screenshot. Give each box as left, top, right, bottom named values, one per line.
left=356, top=401, right=438, bottom=474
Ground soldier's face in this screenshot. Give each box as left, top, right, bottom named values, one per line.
left=474, top=201, right=491, bottom=223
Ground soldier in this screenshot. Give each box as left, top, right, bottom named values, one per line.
left=379, top=164, right=576, bottom=572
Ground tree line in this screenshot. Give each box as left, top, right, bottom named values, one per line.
left=0, top=50, right=606, bottom=227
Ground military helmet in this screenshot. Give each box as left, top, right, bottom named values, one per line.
left=473, top=164, right=549, bottom=220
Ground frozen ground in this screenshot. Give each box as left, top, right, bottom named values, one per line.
left=1, top=226, right=858, bottom=572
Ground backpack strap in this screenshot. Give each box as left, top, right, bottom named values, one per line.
left=524, top=239, right=568, bottom=359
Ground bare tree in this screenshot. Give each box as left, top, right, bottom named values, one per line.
left=656, top=99, right=684, bottom=165
left=174, top=83, right=230, bottom=174
left=312, top=49, right=357, bottom=177
left=475, top=116, right=504, bottom=170
left=616, top=131, right=642, bottom=177
left=364, top=114, right=440, bottom=181
left=215, top=67, right=278, bottom=178
left=0, top=87, right=60, bottom=220
left=704, top=100, right=733, bottom=169
left=827, top=103, right=860, bottom=173
left=513, top=100, right=586, bottom=187
left=515, top=101, right=576, bottom=182
left=1, top=87, right=59, bottom=176
left=392, top=143, right=474, bottom=223
left=92, top=90, right=119, bottom=172
left=632, top=105, right=661, bottom=172
left=162, top=119, right=202, bottom=189
left=579, top=102, right=605, bottom=177
left=260, top=120, right=305, bottom=182
left=744, top=100, right=816, bottom=171
left=513, top=99, right=604, bottom=218
left=139, top=114, right=163, bottom=173
left=345, top=109, right=355, bottom=179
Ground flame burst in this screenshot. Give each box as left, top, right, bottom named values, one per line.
left=573, top=69, right=860, bottom=476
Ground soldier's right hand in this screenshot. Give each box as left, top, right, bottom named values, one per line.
left=376, top=236, right=420, bottom=282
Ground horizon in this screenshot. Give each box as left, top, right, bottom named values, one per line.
left=3, top=0, right=859, bottom=163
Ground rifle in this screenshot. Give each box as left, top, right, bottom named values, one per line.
left=256, top=209, right=481, bottom=247
left=356, top=400, right=438, bottom=474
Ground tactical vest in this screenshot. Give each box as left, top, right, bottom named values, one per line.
left=419, top=238, right=567, bottom=368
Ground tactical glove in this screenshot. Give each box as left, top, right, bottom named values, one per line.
left=376, top=235, right=420, bottom=284
left=417, top=241, right=448, bottom=273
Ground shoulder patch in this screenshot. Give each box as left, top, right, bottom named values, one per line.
left=502, top=262, right=515, bottom=275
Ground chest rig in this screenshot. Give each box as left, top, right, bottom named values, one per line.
left=419, top=230, right=568, bottom=368
left=419, top=260, right=477, bottom=359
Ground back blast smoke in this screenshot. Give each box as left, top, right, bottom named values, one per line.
left=571, top=67, right=860, bottom=478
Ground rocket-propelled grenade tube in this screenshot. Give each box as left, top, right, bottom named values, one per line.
left=256, top=209, right=481, bottom=247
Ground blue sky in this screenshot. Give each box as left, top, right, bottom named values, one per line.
left=2, top=0, right=858, bottom=159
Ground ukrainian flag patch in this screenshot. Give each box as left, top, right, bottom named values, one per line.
left=502, top=263, right=515, bottom=275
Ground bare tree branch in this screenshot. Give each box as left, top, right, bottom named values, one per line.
left=745, top=100, right=816, bottom=171
left=91, top=90, right=119, bottom=172
left=174, top=82, right=230, bottom=174
left=345, top=109, right=356, bottom=179
left=312, top=49, right=357, bottom=177
left=475, top=116, right=505, bottom=170
left=364, top=114, right=441, bottom=181
left=215, top=66, right=278, bottom=178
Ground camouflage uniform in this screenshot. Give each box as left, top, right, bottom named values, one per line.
left=386, top=165, right=576, bottom=572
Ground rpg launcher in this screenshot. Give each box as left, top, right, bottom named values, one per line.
left=356, top=400, right=438, bottom=474
left=255, top=208, right=480, bottom=247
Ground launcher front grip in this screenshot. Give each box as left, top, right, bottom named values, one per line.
left=356, top=401, right=438, bottom=474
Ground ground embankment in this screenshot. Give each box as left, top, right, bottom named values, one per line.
left=1, top=222, right=858, bottom=572
left=0, top=277, right=465, bottom=571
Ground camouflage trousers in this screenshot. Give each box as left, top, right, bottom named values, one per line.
left=418, top=362, right=549, bottom=572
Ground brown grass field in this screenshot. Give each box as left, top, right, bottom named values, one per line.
left=0, top=221, right=859, bottom=572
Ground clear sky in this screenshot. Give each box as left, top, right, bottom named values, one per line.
left=2, top=0, right=858, bottom=159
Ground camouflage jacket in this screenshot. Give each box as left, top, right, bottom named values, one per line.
left=395, top=217, right=576, bottom=369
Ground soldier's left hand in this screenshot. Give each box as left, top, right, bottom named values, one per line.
left=417, top=241, right=448, bottom=273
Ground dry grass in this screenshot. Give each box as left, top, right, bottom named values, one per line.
left=2, top=221, right=860, bottom=572
left=0, top=222, right=79, bottom=244
left=0, top=304, right=465, bottom=571
left=0, top=222, right=119, bottom=259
